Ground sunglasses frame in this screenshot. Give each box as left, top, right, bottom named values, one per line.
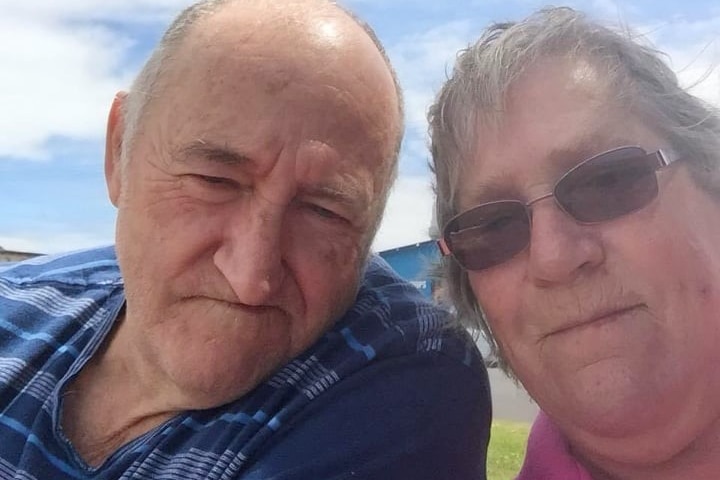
left=438, top=145, right=679, bottom=270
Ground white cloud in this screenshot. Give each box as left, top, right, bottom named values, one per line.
left=0, top=5, right=157, bottom=159
left=662, top=41, right=719, bottom=108
left=0, top=232, right=112, bottom=255
left=0, top=1, right=207, bottom=160
left=674, top=52, right=720, bottom=108
left=386, top=20, right=479, bottom=179
left=373, top=176, right=436, bottom=251
left=389, top=21, right=475, bottom=132
left=639, top=16, right=720, bottom=107
left=1, top=1, right=193, bottom=23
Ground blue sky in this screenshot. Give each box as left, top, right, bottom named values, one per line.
left=1, top=0, right=718, bottom=254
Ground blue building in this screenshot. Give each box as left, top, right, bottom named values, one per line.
left=378, top=239, right=439, bottom=298
left=379, top=240, right=496, bottom=362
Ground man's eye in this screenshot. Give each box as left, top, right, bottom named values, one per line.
left=305, top=203, right=344, bottom=221
left=196, top=175, right=237, bottom=187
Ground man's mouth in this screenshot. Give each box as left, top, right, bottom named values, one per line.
left=187, top=295, right=283, bottom=316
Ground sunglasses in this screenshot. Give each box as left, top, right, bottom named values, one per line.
left=438, top=146, right=679, bottom=271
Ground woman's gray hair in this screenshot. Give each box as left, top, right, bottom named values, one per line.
left=429, top=6, right=720, bottom=374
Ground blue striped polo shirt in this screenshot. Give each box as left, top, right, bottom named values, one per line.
left=0, top=246, right=490, bottom=479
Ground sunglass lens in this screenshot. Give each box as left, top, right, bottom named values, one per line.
left=445, top=201, right=530, bottom=270
left=556, top=147, right=659, bottom=223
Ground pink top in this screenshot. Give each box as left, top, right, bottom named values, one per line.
left=516, top=411, right=594, bottom=480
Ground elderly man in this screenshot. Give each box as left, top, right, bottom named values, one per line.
left=0, top=1, right=491, bottom=478
left=432, top=6, right=720, bottom=480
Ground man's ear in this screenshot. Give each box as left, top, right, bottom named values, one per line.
left=105, top=92, right=128, bottom=207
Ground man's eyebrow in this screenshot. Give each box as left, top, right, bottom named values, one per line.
left=303, top=180, right=369, bottom=210
left=177, top=140, right=252, bottom=166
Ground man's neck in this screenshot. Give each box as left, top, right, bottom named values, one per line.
left=59, top=319, right=177, bottom=467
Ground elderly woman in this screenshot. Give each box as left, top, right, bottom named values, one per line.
left=430, top=7, right=720, bottom=480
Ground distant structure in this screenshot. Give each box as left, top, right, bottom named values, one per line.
left=378, top=240, right=439, bottom=298
left=0, top=246, right=41, bottom=262
left=378, top=239, right=495, bottom=362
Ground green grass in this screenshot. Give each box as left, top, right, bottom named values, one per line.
left=487, top=420, right=530, bottom=480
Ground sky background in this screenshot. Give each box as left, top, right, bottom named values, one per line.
left=1, top=0, right=718, bottom=254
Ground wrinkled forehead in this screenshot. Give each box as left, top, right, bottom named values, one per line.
left=189, top=10, right=392, bottom=120
left=145, top=8, right=399, bottom=147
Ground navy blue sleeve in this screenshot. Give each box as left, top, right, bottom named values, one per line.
left=242, top=352, right=491, bottom=480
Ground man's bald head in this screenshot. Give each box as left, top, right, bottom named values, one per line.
left=120, top=0, right=403, bottom=168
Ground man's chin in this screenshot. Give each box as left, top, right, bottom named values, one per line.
left=164, top=350, right=289, bottom=409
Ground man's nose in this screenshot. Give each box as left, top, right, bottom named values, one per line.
left=526, top=200, right=605, bottom=286
left=213, top=202, right=287, bottom=306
